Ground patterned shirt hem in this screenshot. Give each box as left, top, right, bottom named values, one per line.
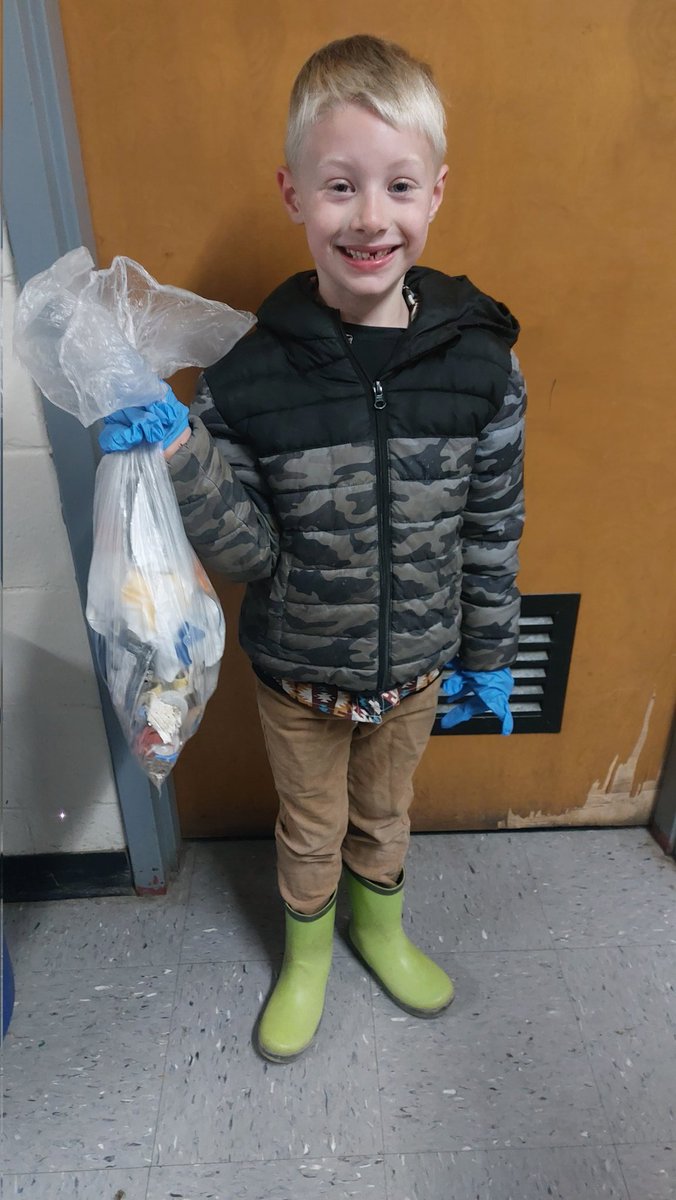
left=259, top=669, right=441, bottom=724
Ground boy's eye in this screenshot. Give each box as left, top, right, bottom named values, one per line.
left=328, top=181, right=353, bottom=193
left=390, top=180, right=414, bottom=194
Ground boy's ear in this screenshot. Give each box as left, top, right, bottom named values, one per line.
left=428, top=163, right=449, bottom=222
left=277, top=167, right=305, bottom=225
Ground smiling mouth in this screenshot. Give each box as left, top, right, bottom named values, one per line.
left=338, top=246, right=399, bottom=261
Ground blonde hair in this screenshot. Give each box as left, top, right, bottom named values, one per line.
left=285, top=35, right=447, bottom=170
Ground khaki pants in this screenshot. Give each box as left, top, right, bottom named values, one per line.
left=255, top=677, right=441, bottom=914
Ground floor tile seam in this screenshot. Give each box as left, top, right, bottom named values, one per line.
left=178, top=953, right=361, bottom=967
left=182, top=851, right=218, bottom=912
left=365, top=975, right=388, bottom=1172
left=380, top=1141, right=636, bottom=1159
left=150, top=1148, right=388, bottom=1170
left=178, top=955, right=282, bottom=968
left=0, top=1141, right=652, bottom=1179
left=3, top=896, right=196, bottom=912
left=167, top=842, right=198, bottom=963
left=177, top=949, right=571, bottom=969
left=519, top=837, right=562, bottom=951
left=181, top=922, right=676, bottom=951
left=8, top=962, right=186, bottom=983
left=613, top=1149, right=637, bottom=1200
left=519, top=834, right=551, bottom=889
left=11, top=956, right=274, bottom=979
left=613, top=1138, right=676, bottom=1147
left=179, top=946, right=558, bottom=963
left=10, top=1143, right=651, bottom=1178
left=551, top=939, right=676, bottom=951
left=0, top=1156, right=156, bottom=1179
left=6, top=943, right=616, bottom=983
left=401, top=939, right=676, bottom=956
left=146, top=934, right=189, bottom=1184
left=13, top=933, right=672, bottom=955
left=551, top=942, right=620, bottom=1145
left=3, top=1166, right=152, bottom=1180
left=13, top=938, right=672, bottom=985
left=381, top=1137, right=639, bottom=1157
left=13, top=938, right=673, bottom=990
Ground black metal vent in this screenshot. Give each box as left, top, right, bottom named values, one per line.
left=433, top=593, right=580, bottom=736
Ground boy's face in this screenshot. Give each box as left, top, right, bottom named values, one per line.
left=278, top=104, right=448, bottom=325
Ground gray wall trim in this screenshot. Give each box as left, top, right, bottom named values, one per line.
left=3, top=0, right=180, bottom=892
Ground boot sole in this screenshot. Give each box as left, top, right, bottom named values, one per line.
left=346, top=929, right=455, bottom=1019
left=254, top=1011, right=324, bottom=1065
left=256, top=1041, right=312, bottom=1064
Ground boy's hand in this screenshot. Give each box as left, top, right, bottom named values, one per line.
left=98, top=388, right=189, bottom=456
left=440, top=661, right=514, bottom=734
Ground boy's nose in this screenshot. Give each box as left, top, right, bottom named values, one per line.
left=351, top=190, right=388, bottom=234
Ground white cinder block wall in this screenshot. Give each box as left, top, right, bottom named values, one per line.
left=2, top=229, right=125, bottom=855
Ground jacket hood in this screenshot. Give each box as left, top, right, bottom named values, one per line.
left=256, top=268, right=520, bottom=357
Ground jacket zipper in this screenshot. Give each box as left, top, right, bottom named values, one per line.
left=371, top=379, right=391, bottom=691
left=337, top=323, right=392, bottom=691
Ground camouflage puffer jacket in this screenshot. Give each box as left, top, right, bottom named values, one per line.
left=168, top=267, right=526, bottom=691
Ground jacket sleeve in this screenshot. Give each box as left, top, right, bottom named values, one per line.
left=459, top=351, right=527, bottom=670
left=167, top=375, right=279, bottom=582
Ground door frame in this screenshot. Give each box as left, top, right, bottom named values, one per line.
left=652, top=717, right=676, bottom=859
left=3, top=0, right=180, bottom=892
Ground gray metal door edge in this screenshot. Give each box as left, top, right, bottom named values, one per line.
left=2, top=0, right=180, bottom=892
left=652, top=717, right=676, bottom=859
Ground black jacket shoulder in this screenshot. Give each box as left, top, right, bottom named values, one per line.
left=204, top=267, right=519, bottom=423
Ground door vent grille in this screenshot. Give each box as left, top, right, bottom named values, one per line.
left=433, top=593, right=580, bottom=736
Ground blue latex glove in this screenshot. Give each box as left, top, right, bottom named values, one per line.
left=99, top=387, right=189, bottom=453
left=440, top=659, right=514, bottom=734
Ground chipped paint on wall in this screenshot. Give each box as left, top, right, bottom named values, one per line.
left=499, top=694, right=658, bottom=829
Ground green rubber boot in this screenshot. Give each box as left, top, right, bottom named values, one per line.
left=257, top=891, right=336, bottom=1063
left=346, top=866, right=454, bottom=1017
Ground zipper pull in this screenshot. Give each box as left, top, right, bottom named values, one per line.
left=373, top=380, right=386, bottom=410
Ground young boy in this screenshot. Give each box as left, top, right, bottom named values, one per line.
left=102, top=35, right=526, bottom=1063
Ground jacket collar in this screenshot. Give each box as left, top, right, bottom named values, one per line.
left=256, top=267, right=519, bottom=368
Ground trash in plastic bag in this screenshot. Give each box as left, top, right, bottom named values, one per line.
left=14, top=247, right=255, bottom=786
left=86, top=443, right=225, bottom=784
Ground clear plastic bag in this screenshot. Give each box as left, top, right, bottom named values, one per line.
left=13, top=246, right=254, bottom=425
left=14, top=247, right=255, bottom=786
left=86, top=445, right=225, bottom=784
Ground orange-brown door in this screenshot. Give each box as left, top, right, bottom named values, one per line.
left=60, top=0, right=676, bottom=834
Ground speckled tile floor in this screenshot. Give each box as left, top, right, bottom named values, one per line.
left=2, top=828, right=675, bottom=1199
